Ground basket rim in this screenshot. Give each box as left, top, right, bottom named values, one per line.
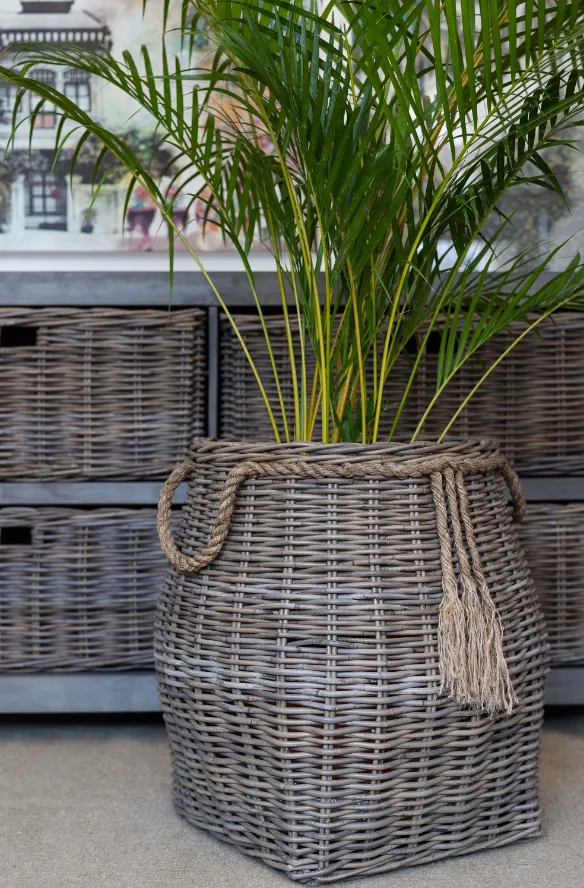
left=188, top=436, right=503, bottom=465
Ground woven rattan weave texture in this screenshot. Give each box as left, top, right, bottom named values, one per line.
left=155, top=438, right=546, bottom=883
left=0, top=508, right=164, bottom=671
left=219, top=312, right=584, bottom=475
left=0, top=308, right=206, bottom=479
left=520, top=504, right=584, bottom=665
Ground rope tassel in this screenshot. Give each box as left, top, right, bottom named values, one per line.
left=431, top=473, right=467, bottom=705
left=455, top=472, right=518, bottom=714
left=431, top=470, right=517, bottom=716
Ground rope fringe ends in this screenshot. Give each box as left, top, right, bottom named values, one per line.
left=432, top=471, right=518, bottom=716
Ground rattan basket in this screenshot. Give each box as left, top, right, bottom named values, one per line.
left=219, top=311, right=584, bottom=474
left=156, top=438, right=546, bottom=883
left=519, top=503, right=584, bottom=665
left=0, top=508, right=164, bottom=671
left=0, top=307, right=206, bottom=479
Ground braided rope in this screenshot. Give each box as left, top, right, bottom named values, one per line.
left=157, top=452, right=525, bottom=575
left=454, top=471, right=518, bottom=713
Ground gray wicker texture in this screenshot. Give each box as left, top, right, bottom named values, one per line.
left=220, top=314, right=305, bottom=440
left=0, top=308, right=206, bottom=479
left=0, top=508, right=164, bottom=671
left=219, top=312, right=584, bottom=474
left=519, top=504, right=584, bottom=666
left=155, top=438, right=547, bottom=883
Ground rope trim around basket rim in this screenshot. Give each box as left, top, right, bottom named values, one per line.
left=157, top=452, right=525, bottom=576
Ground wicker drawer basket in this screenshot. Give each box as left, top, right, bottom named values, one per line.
left=219, top=312, right=584, bottom=474
left=520, top=504, right=584, bottom=666
left=0, top=308, right=206, bottom=479
left=0, top=508, right=164, bottom=671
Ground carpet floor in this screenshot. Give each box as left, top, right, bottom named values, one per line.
left=0, top=713, right=583, bottom=888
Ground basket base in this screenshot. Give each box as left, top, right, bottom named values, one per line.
left=168, top=767, right=541, bottom=884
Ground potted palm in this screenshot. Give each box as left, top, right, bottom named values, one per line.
left=4, top=1, right=584, bottom=880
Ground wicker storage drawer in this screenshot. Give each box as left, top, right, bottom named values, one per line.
left=0, top=308, right=206, bottom=479
left=519, top=504, right=584, bottom=666
left=220, top=314, right=300, bottom=440
left=219, top=312, right=584, bottom=474
left=0, top=508, right=164, bottom=671
left=400, top=313, right=584, bottom=475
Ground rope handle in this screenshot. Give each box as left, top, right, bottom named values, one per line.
left=157, top=453, right=526, bottom=576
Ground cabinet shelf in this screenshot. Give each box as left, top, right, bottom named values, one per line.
left=0, top=668, right=578, bottom=713
left=0, top=477, right=581, bottom=506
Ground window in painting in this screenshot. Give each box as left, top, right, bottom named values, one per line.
left=0, top=84, right=16, bottom=125
left=25, top=173, right=67, bottom=230
left=64, top=69, right=91, bottom=113
left=29, top=69, right=57, bottom=128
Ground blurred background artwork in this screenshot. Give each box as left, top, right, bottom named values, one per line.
left=0, top=0, right=226, bottom=253
left=0, top=1, right=583, bottom=266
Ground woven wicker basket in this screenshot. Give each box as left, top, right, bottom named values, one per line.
left=519, top=504, right=584, bottom=665
left=0, top=508, right=164, bottom=671
left=156, top=438, right=546, bottom=883
left=219, top=311, right=584, bottom=474
left=0, top=308, right=206, bottom=479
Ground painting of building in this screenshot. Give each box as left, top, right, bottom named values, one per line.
left=0, top=0, right=214, bottom=253
left=0, top=2, right=119, bottom=246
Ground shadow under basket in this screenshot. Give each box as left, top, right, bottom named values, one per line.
left=155, top=438, right=547, bottom=884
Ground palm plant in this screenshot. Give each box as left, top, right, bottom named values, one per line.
left=4, top=0, right=584, bottom=443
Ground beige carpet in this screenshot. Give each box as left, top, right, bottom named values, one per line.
left=1, top=714, right=583, bottom=888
